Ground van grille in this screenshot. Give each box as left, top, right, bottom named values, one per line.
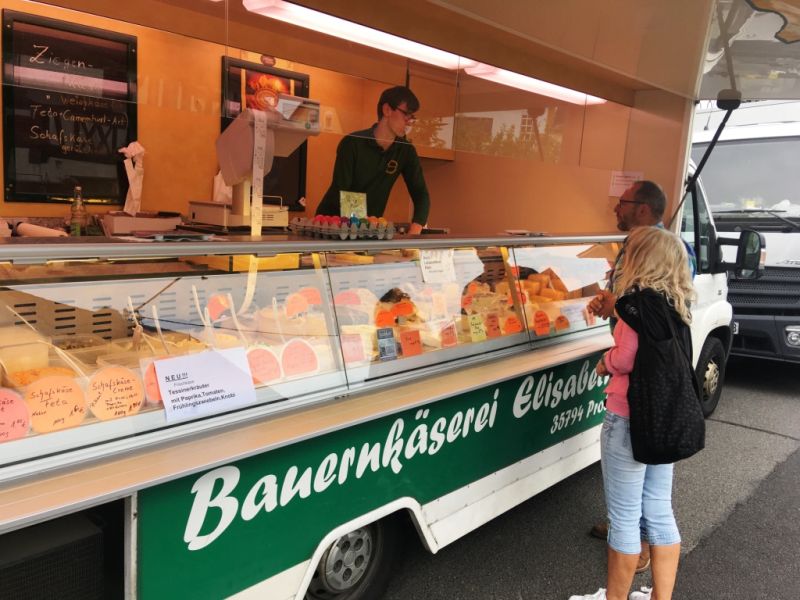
left=728, top=266, right=800, bottom=315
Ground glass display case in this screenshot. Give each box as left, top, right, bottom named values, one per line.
left=0, top=235, right=620, bottom=477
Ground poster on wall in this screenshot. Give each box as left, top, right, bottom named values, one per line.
left=2, top=10, right=137, bottom=204
left=221, top=57, right=309, bottom=211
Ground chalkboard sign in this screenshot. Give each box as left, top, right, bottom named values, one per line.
left=221, top=57, right=308, bottom=211
left=2, top=10, right=137, bottom=204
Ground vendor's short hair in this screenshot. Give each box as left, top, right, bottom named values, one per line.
left=377, top=86, right=420, bottom=120
left=633, top=180, right=666, bottom=220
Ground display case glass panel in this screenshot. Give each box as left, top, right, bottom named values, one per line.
left=507, top=241, right=618, bottom=341
left=0, top=250, right=347, bottom=467
left=324, top=245, right=526, bottom=386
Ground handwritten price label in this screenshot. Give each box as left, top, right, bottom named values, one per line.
left=247, top=346, right=282, bottom=385
left=431, top=292, right=448, bottom=319
left=485, top=313, right=502, bottom=338
left=533, top=310, right=552, bottom=337
left=399, top=329, right=423, bottom=357
left=298, top=286, right=323, bottom=306
left=281, top=339, right=319, bottom=377
left=503, top=314, right=524, bottom=334
left=0, top=388, right=29, bottom=442
left=24, top=376, right=86, bottom=433
left=143, top=361, right=163, bottom=405
left=340, top=333, right=366, bottom=364
left=88, top=367, right=144, bottom=421
left=468, top=314, right=487, bottom=342
left=284, top=293, right=309, bottom=318
left=440, top=322, right=458, bottom=347
left=554, top=315, right=571, bottom=331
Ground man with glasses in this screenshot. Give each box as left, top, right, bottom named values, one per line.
left=316, top=86, right=430, bottom=234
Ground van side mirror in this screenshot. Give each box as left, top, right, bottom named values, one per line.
left=716, top=229, right=765, bottom=279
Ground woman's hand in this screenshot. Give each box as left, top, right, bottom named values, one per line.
left=588, top=290, right=616, bottom=319
left=596, top=356, right=609, bottom=376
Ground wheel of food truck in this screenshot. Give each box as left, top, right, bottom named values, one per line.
left=696, top=337, right=726, bottom=417
left=305, top=516, right=399, bottom=600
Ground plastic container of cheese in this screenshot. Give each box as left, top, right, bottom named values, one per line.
left=0, top=326, right=51, bottom=376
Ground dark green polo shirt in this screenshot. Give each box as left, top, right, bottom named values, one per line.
left=316, top=126, right=431, bottom=225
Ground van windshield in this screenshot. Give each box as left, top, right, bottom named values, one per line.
left=692, top=137, right=800, bottom=219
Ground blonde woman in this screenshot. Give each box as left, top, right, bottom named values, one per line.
left=570, top=226, right=696, bottom=600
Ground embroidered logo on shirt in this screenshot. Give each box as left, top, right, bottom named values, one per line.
left=385, top=159, right=398, bottom=175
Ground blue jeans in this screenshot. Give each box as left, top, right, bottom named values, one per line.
left=601, top=411, right=681, bottom=554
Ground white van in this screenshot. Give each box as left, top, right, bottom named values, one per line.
left=692, top=100, right=800, bottom=363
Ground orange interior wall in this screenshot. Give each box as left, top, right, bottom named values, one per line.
left=1, top=1, right=692, bottom=233
left=0, top=1, right=406, bottom=220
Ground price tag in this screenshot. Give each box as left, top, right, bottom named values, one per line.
left=0, top=388, right=29, bottom=442
left=377, top=327, right=397, bottom=361
left=399, top=329, right=423, bottom=357
left=206, top=294, right=230, bottom=321
left=431, top=292, right=448, bottom=319
left=25, top=376, right=86, bottom=433
left=284, top=292, right=309, bottom=318
left=340, top=191, right=367, bottom=218
left=375, top=310, right=395, bottom=328
left=419, top=249, right=456, bottom=283
left=440, top=321, right=458, bottom=347
left=143, top=361, right=163, bottom=405
left=468, top=314, right=487, bottom=342
left=334, top=290, right=361, bottom=306
left=247, top=346, right=282, bottom=385
left=503, top=314, right=524, bottom=334
left=281, top=339, right=319, bottom=377
left=155, top=348, right=256, bottom=423
left=340, top=333, right=366, bottom=364
left=485, top=313, right=502, bottom=338
left=533, top=310, right=552, bottom=336
left=298, top=286, right=323, bottom=306
left=554, top=315, right=571, bottom=331
left=88, top=366, right=144, bottom=421
left=391, top=300, right=415, bottom=318
left=560, top=302, right=586, bottom=326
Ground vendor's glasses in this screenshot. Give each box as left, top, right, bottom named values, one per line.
left=394, top=106, right=417, bottom=122
left=617, top=199, right=645, bottom=207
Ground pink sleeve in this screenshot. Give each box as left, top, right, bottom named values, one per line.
left=604, top=319, right=638, bottom=375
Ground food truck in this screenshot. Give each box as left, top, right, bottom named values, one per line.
left=0, top=1, right=781, bottom=598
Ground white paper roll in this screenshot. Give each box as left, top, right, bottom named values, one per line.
left=16, top=222, right=68, bottom=237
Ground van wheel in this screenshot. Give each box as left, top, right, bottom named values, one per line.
left=696, top=337, right=726, bottom=417
left=305, top=516, right=399, bottom=600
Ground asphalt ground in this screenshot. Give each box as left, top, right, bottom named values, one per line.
left=382, top=356, right=799, bottom=600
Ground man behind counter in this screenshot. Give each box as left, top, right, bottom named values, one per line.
left=315, top=86, right=430, bottom=235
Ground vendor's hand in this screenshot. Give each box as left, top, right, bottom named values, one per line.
left=596, top=357, right=609, bottom=376
left=408, top=222, right=423, bottom=235
left=588, top=289, right=616, bottom=319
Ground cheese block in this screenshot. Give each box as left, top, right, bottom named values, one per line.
left=539, top=288, right=567, bottom=301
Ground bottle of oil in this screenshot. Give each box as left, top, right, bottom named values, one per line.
left=69, top=185, right=87, bottom=236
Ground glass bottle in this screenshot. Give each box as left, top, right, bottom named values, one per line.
left=69, top=185, right=87, bottom=236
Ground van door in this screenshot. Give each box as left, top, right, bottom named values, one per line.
left=678, top=176, right=734, bottom=416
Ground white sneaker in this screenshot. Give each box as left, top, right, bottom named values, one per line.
left=568, top=589, right=607, bottom=600
left=629, top=586, right=652, bottom=600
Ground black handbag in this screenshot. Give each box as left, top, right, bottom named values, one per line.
left=616, top=289, right=705, bottom=465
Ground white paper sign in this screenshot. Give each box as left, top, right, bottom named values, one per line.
left=419, top=249, right=456, bottom=283
left=155, top=348, right=256, bottom=423
left=513, top=246, right=610, bottom=291
left=609, top=171, right=643, bottom=197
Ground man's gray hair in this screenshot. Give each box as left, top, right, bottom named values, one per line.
left=633, top=180, right=666, bottom=220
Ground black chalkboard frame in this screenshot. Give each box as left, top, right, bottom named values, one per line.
left=2, top=10, right=138, bottom=204
left=220, top=56, right=309, bottom=212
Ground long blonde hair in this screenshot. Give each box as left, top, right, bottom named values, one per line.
left=614, top=226, right=695, bottom=324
